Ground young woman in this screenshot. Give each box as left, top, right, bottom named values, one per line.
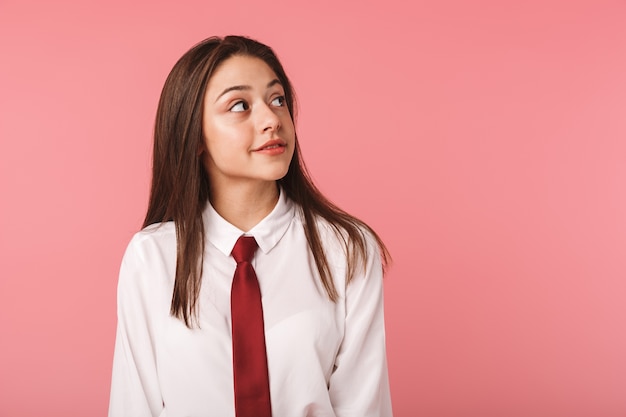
left=109, top=35, right=392, bottom=417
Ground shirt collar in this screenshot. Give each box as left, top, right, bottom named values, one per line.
left=203, top=189, right=295, bottom=257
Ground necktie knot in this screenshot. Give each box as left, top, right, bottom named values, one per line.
left=232, top=236, right=258, bottom=264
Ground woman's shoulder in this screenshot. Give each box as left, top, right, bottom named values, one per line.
left=123, top=221, right=177, bottom=260
left=118, top=221, right=178, bottom=288
left=117, top=222, right=178, bottom=305
left=293, top=205, right=380, bottom=262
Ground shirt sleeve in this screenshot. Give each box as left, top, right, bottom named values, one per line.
left=109, top=237, right=166, bottom=417
left=328, top=235, right=393, bottom=417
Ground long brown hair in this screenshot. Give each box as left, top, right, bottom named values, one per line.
left=144, top=35, right=390, bottom=327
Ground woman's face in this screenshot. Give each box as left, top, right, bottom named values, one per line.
left=201, top=55, right=295, bottom=191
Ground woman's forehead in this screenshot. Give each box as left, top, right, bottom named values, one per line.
left=205, top=55, right=280, bottom=100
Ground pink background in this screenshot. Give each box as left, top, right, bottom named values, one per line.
left=1, top=1, right=625, bottom=416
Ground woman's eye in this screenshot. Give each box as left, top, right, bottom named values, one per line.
left=230, top=101, right=248, bottom=112
left=271, top=96, right=285, bottom=107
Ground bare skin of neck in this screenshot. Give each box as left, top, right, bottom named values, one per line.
left=208, top=179, right=279, bottom=232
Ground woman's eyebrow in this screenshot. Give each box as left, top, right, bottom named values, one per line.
left=215, top=79, right=283, bottom=102
left=267, top=79, right=282, bottom=89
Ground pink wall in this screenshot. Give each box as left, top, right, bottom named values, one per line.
left=1, top=1, right=625, bottom=416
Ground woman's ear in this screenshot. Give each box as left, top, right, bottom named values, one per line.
left=197, top=143, right=206, bottom=156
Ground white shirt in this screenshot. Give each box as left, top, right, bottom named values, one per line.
left=109, top=191, right=392, bottom=417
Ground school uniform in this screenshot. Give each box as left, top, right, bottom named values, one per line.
left=109, top=190, right=392, bottom=417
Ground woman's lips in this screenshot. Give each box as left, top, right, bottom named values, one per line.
left=254, top=139, right=287, bottom=154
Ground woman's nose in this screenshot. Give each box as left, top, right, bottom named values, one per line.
left=257, top=103, right=281, bottom=133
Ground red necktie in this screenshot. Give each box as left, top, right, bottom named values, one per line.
left=230, top=236, right=272, bottom=417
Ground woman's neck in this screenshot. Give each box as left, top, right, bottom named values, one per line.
left=209, top=181, right=279, bottom=232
